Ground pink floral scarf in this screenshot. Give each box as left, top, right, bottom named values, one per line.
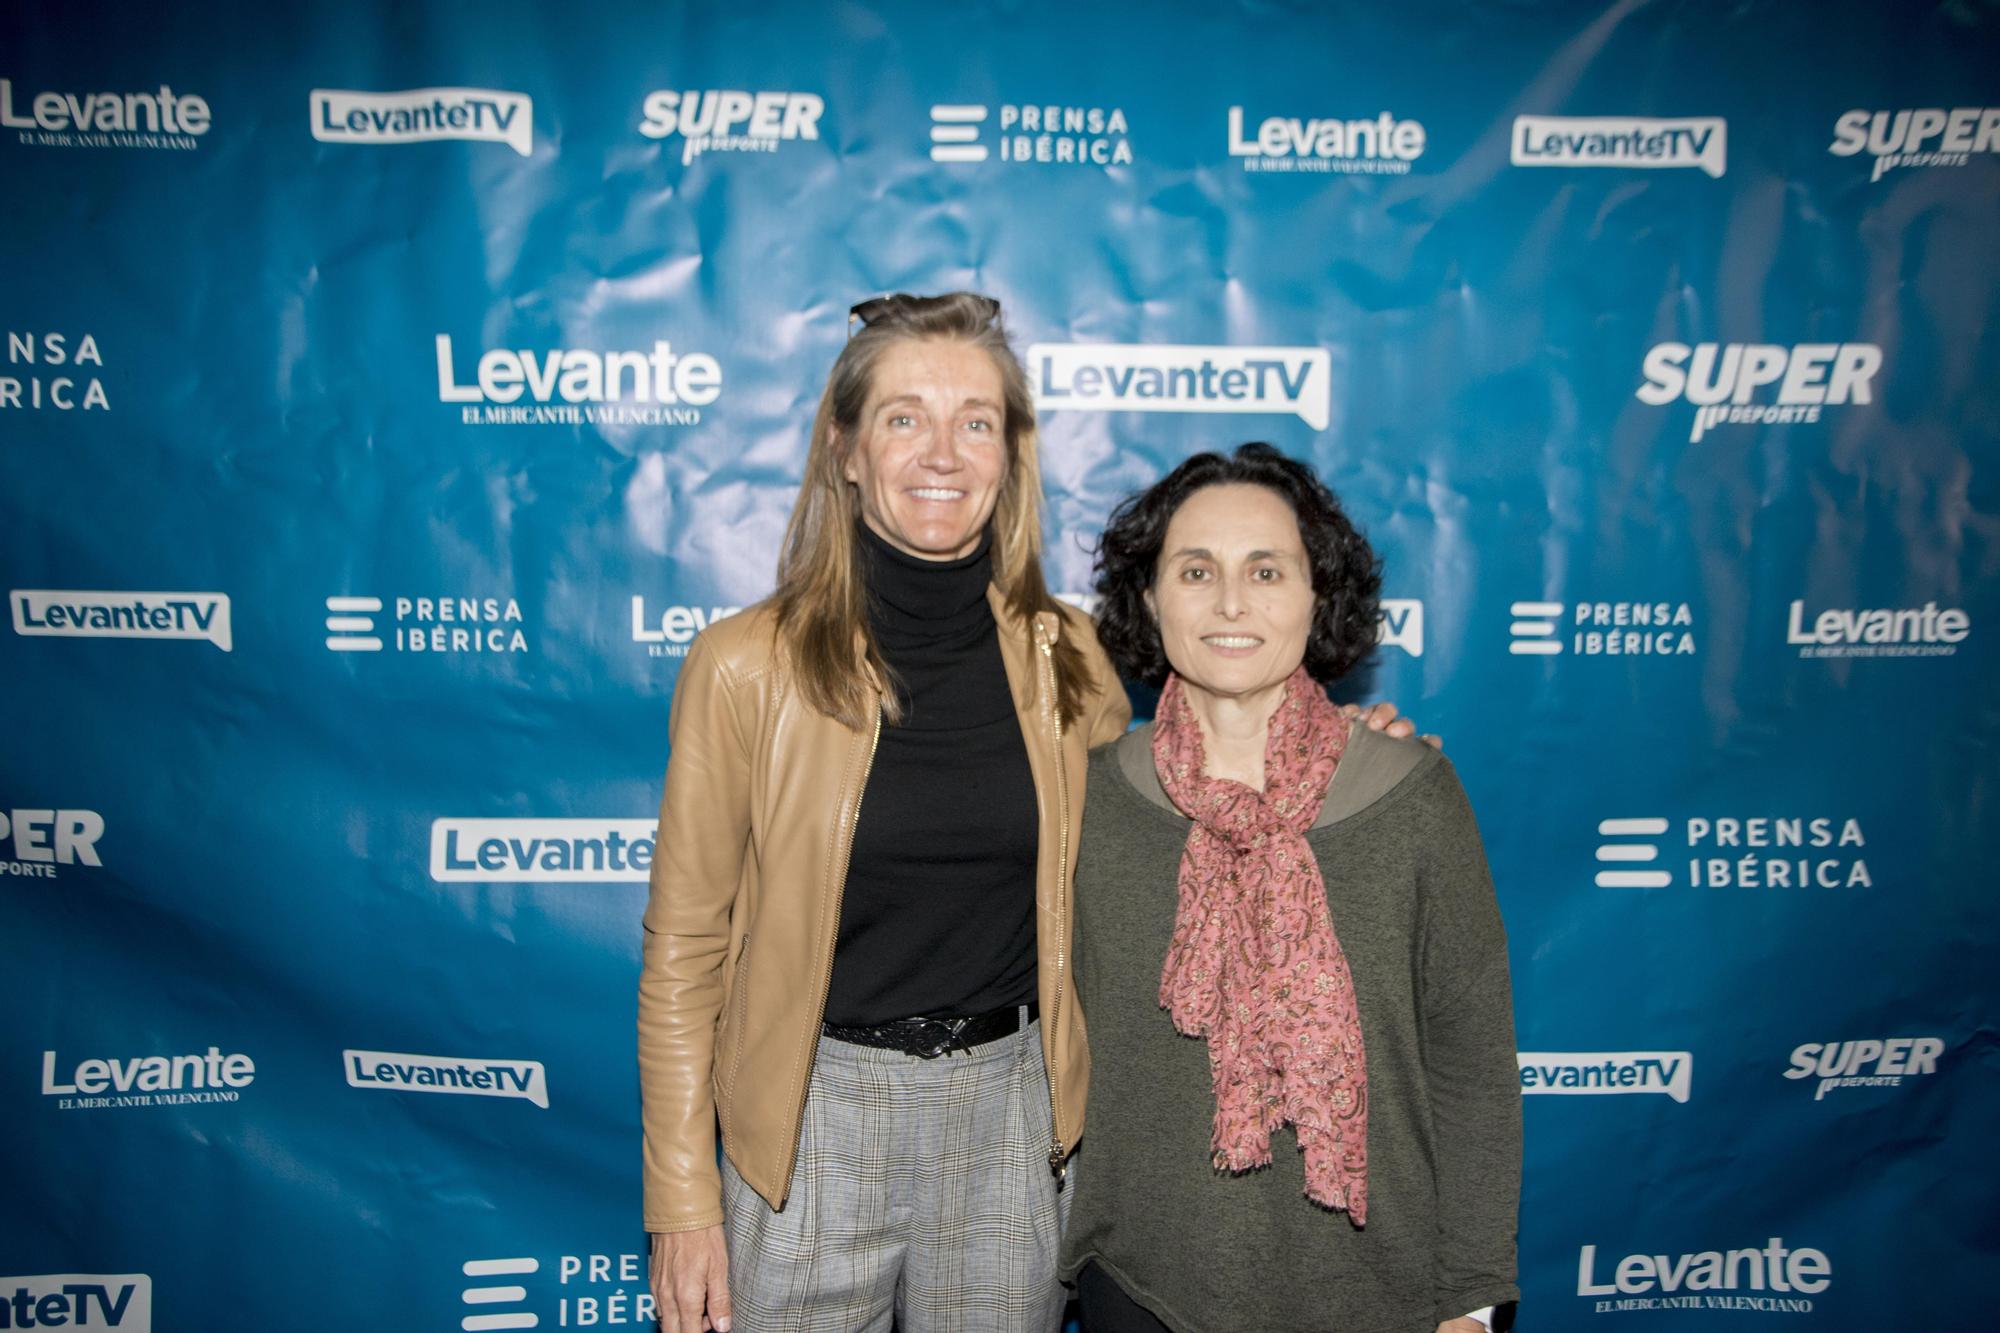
left=1152, top=667, right=1369, bottom=1222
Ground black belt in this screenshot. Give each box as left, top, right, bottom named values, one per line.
left=822, top=1001, right=1038, bottom=1059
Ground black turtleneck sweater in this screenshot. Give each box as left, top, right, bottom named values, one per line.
left=822, top=526, right=1042, bottom=1027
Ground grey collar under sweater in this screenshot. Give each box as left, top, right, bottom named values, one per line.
left=1112, top=713, right=1427, bottom=827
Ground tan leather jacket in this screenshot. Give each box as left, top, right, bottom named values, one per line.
left=638, top=586, right=1131, bottom=1232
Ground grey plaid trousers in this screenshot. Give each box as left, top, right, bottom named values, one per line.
left=720, top=1015, right=1069, bottom=1332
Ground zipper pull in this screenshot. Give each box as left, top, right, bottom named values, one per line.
left=1048, top=1141, right=1068, bottom=1188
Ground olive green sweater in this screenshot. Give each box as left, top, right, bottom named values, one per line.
left=1060, top=724, right=1521, bottom=1331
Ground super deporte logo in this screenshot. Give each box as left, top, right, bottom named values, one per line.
left=41, top=1046, right=253, bottom=1111
left=2, top=77, right=208, bottom=151
left=4, top=329, right=109, bottom=412
left=1830, top=107, right=2000, bottom=182
left=1637, top=342, right=1881, bottom=443
left=1228, top=106, right=1426, bottom=174
left=12, top=590, right=232, bottom=652
left=1785, top=1037, right=1943, bottom=1101
left=436, top=333, right=721, bottom=426
left=0, top=808, right=103, bottom=881
left=638, top=88, right=825, bottom=165
left=309, top=87, right=531, bottom=156
left=1029, top=343, right=1332, bottom=431
left=0, top=1276, right=151, bottom=1331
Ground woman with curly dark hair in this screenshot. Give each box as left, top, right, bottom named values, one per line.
left=1060, top=444, right=1521, bottom=1333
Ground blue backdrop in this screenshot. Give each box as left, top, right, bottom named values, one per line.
left=4, top=1, right=1996, bottom=1327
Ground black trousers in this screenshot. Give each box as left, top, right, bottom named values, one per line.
left=1076, top=1262, right=1173, bottom=1333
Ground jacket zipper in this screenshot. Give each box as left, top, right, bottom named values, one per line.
left=1035, top=619, right=1072, bottom=1184
left=779, top=700, right=882, bottom=1199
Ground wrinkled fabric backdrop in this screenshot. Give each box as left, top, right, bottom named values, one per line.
left=3, top=1, right=1996, bottom=1328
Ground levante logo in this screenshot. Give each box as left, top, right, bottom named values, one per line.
left=1578, top=1239, right=1829, bottom=1312
left=1, top=77, right=209, bottom=150
left=41, top=1046, right=254, bottom=1111
left=1786, top=598, right=1969, bottom=658
left=429, top=818, right=657, bottom=883
left=1227, top=105, right=1426, bottom=174
left=436, top=333, right=721, bottom=426
left=631, top=596, right=741, bottom=658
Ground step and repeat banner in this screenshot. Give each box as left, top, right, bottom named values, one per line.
left=4, top=0, right=1996, bottom=1327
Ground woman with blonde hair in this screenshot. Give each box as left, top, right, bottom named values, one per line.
left=639, top=292, right=1128, bottom=1333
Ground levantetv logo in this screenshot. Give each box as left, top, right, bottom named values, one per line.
left=430, top=819, right=657, bottom=883
left=639, top=89, right=824, bottom=164
left=1, top=78, right=209, bottom=150
left=1578, top=1239, right=1829, bottom=1311
left=12, top=590, right=231, bottom=651
left=309, top=87, right=531, bottom=156
left=1376, top=599, right=1423, bottom=656
left=1518, top=1052, right=1691, bottom=1102
left=1830, top=107, right=2000, bottom=181
left=344, top=1049, right=548, bottom=1108
left=1029, top=344, right=1332, bottom=430
left=1512, top=115, right=1725, bottom=177
left=1227, top=106, right=1426, bottom=174
left=1786, top=599, right=1968, bottom=658
left=0, top=1276, right=151, bottom=1330
left=1637, top=342, right=1881, bottom=443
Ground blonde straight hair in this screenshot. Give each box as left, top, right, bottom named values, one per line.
left=773, top=293, right=1092, bottom=729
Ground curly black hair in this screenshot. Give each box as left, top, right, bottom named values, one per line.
left=1092, top=443, right=1382, bottom=687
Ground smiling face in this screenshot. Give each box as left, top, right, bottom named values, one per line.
left=842, top=337, right=1008, bottom=561
left=1146, top=482, right=1317, bottom=706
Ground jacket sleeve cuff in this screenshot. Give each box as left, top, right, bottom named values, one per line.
left=645, top=1210, right=726, bottom=1235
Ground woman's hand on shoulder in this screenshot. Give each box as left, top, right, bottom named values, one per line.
left=1343, top=699, right=1442, bottom=751
left=1435, top=1318, right=1489, bottom=1333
